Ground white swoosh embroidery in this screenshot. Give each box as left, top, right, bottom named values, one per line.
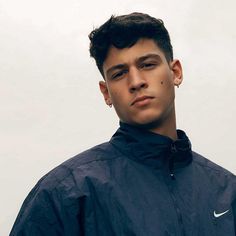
left=213, top=209, right=229, bottom=218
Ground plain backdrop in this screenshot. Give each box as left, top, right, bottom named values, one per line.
left=1, top=0, right=236, bottom=235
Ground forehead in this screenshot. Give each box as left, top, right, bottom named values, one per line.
left=103, top=39, right=166, bottom=76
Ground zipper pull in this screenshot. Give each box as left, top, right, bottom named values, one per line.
left=170, top=173, right=175, bottom=180
left=169, top=143, right=177, bottom=180
left=171, top=143, right=178, bottom=153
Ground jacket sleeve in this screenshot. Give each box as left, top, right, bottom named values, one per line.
left=232, top=199, right=236, bottom=235
left=9, top=177, right=84, bottom=236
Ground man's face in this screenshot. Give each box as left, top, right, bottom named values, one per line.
left=100, top=38, right=182, bottom=129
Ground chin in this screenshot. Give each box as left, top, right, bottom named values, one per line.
left=120, top=109, right=167, bottom=129
left=135, top=112, right=162, bottom=124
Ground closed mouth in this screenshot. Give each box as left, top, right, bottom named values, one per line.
left=131, top=95, right=154, bottom=106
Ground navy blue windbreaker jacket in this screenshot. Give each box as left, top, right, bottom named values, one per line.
left=10, top=122, right=236, bottom=235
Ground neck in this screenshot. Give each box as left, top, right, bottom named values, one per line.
left=149, top=122, right=177, bottom=140
left=148, top=108, right=177, bottom=140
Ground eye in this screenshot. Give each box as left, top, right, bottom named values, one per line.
left=140, top=63, right=156, bottom=69
left=111, top=70, right=128, bottom=80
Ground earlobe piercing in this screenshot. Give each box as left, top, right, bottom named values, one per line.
left=106, top=99, right=112, bottom=108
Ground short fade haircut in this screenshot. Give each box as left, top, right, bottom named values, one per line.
left=88, top=12, right=173, bottom=77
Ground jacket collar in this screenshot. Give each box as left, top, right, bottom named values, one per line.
left=110, top=122, right=192, bottom=171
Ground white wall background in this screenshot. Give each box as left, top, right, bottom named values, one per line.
left=1, top=0, right=236, bottom=234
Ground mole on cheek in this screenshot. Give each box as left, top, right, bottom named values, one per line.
left=161, top=81, right=164, bottom=85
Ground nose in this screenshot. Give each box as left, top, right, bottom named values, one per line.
left=128, top=67, right=148, bottom=93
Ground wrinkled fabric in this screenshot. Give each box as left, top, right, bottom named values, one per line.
left=10, top=122, right=236, bottom=236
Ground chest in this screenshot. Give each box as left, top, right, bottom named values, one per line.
left=85, top=164, right=235, bottom=236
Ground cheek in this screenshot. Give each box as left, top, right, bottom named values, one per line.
left=150, top=68, right=173, bottom=84
left=107, top=84, right=119, bottom=101
left=158, top=72, right=174, bottom=88
left=109, top=90, right=121, bottom=104
left=110, top=92, right=129, bottom=112
left=108, top=82, right=129, bottom=103
left=155, top=75, right=175, bottom=102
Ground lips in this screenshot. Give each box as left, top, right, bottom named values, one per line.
left=131, top=95, right=154, bottom=106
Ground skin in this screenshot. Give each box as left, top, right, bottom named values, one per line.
left=99, top=38, right=183, bottom=140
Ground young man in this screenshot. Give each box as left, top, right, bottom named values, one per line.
left=10, top=12, right=236, bottom=235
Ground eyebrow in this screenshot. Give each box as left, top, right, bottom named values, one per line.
left=137, top=53, right=162, bottom=63
left=106, top=64, right=127, bottom=78
left=105, top=53, right=162, bottom=78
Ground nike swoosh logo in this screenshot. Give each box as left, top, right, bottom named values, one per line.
left=213, top=209, right=230, bottom=218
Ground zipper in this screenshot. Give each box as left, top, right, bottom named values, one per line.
left=168, top=185, right=185, bottom=236
left=169, top=143, right=177, bottom=179
left=167, top=142, right=186, bottom=236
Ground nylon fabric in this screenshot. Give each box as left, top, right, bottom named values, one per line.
left=10, top=122, right=236, bottom=235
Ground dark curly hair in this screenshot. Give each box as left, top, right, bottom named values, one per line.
left=88, top=12, right=173, bottom=77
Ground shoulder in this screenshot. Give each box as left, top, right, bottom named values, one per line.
left=191, top=151, right=236, bottom=184
left=36, top=141, right=121, bottom=191
left=12, top=142, right=121, bottom=226
left=192, top=151, right=234, bottom=175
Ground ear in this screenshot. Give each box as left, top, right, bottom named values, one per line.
left=99, top=81, right=112, bottom=106
left=170, top=59, right=183, bottom=87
